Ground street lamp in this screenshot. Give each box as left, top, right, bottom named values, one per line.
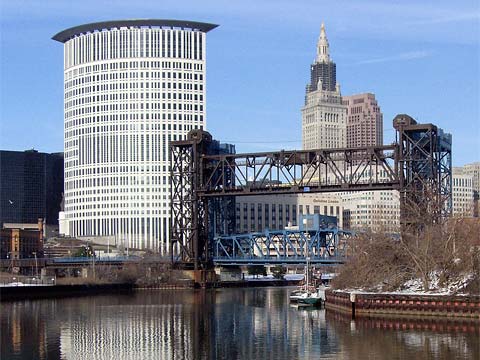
left=6, top=252, right=13, bottom=274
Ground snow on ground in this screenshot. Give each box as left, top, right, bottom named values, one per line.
left=340, top=273, right=475, bottom=296
left=284, top=274, right=304, bottom=281
left=244, top=274, right=306, bottom=281
left=1, top=283, right=53, bottom=287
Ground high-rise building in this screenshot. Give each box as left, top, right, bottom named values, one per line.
left=452, top=167, right=475, bottom=217
left=299, top=24, right=394, bottom=232
left=462, top=162, right=480, bottom=217
left=343, top=93, right=383, bottom=148
left=53, top=20, right=217, bottom=252
left=340, top=93, right=397, bottom=231
left=302, top=23, right=347, bottom=150
left=300, top=25, right=397, bottom=232
left=0, top=150, right=64, bottom=228
left=463, top=162, right=480, bottom=193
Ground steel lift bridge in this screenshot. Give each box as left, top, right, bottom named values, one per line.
left=211, top=223, right=354, bottom=266
left=170, top=114, right=452, bottom=270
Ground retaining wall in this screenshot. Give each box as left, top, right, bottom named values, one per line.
left=325, top=289, right=480, bottom=319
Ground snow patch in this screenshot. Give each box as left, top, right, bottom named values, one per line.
left=339, top=272, right=475, bottom=296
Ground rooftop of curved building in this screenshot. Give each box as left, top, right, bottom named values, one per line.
left=52, top=19, right=218, bottom=43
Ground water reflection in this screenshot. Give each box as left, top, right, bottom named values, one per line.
left=327, top=311, right=479, bottom=360
left=1, top=288, right=478, bottom=360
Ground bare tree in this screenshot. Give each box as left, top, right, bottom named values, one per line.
left=333, top=208, right=480, bottom=293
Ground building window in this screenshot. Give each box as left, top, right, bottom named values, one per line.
left=264, top=204, right=269, bottom=229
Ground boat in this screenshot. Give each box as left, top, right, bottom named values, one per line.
left=297, top=295, right=322, bottom=306
left=289, top=258, right=325, bottom=307
left=296, top=284, right=329, bottom=306
left=290, top=289, right=307, bottom=302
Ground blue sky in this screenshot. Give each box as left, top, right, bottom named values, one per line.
left=1, top=0, right=479, bottom=166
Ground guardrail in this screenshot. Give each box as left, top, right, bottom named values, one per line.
left=49, top=256, right=140, bottom=263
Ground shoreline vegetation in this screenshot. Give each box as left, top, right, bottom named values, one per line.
left=331, top=217, right=480, bottom=296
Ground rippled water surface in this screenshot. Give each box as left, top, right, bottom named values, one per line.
left=1, top=288, right=478, bottom=359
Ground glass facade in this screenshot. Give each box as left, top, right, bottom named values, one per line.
left=0, top=150, right=64, bottom=227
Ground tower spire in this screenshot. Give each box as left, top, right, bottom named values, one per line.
left=316, top=22, right=330, bottom=63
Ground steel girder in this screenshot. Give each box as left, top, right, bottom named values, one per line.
left=170, top=131, right=211, bottom=269
left=199, top=145, right=400, bottom=196
left=394, top=115, right=452, bottom=226
left=212, top=228, right=353, bottom=265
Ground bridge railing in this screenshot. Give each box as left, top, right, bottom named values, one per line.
left=212, top=256, right=346, bottom=265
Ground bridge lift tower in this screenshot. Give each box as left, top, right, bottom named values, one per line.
left=170, top=114, right=452, bottom=271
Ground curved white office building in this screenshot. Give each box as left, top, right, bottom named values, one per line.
left=53, top=20, right=217, bottom=252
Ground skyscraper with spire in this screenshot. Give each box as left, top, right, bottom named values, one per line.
left=307, top=23, right=337, bottom=93
left=302, top=23, right=346, bottom=150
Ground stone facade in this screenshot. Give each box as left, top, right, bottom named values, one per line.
left=343, top=93, right=383, bottom=148
left=302, top=23, right=347, bottom=151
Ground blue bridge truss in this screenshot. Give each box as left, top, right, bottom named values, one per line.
left=212, top=227, right=354, bottom=266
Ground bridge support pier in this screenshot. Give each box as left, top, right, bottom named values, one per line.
left=214, top=267, right=243, bottom=282
left=193, top=269, right=217, bottom=288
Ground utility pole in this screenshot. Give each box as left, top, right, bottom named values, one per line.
left=32, top=251, right=38, bottom=277
left=90, top=246, right=96, bottom=280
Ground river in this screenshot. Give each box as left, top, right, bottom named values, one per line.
left=1, top=287, right=478, bottom=359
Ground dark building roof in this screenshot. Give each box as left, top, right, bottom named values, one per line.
left=52, top=19, right=218, bottom=43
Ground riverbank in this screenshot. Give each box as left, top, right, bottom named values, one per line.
left=0, top=278, right=302, bottom=301
left=325, top=289, right=480, bottom=319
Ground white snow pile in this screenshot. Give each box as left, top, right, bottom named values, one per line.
left=344, top=272, right=475, bottom=296
left=283, top=274, right=304, bottom=281
left=395, top=272, right=475, bottom=295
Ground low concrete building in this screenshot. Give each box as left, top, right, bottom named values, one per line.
left=0, top=219, right=44, bottom=259
left=341, top=190, right=400, bottom=233
left=235, top=194, right=342, bottom=233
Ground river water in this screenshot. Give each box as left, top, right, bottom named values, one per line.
left=1, top=287, right=478, bottom=359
